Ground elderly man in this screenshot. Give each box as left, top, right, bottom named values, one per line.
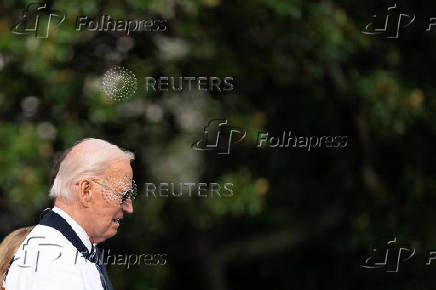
left=3, top=138, right=136, bottom=290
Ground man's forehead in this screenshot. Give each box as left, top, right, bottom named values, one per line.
left=105, top=159, right=133, bottom=174
left=102, top=160, right=133, bottom=185
left=107, top=158, right=132, bottom=167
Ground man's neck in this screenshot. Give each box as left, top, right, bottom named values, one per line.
left=54, top=198, right=95, bottom=244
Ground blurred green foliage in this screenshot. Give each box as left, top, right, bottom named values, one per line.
left=0, top=0, right=435, bottom=289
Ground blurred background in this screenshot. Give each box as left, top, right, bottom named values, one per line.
left=1, top=0, right=435, bottom=289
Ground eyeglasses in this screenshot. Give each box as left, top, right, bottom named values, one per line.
left=90, top=178, right=137, bottom=206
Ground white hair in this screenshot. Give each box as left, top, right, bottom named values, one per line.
left=49, top=138, right=135, bottom=201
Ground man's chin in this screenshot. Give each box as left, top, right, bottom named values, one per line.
left=94, top=229, right=118, bottom=243
left=109, top=224, right=119, bottom=236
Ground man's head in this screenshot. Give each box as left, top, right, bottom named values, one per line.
left=50, top=138, right=135, bottom=243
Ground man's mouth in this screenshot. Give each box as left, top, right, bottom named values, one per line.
left=112, top=218, right=120, bottom=224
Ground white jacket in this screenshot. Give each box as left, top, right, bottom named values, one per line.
left=3, top=207, right=104, bottom=290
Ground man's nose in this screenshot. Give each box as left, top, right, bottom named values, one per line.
left=122, top=199, right=134, bottom=213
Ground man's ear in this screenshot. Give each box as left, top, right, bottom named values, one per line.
left=77, top=179, right=92, bottom=207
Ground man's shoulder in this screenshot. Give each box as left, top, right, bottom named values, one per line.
left=11, top=224, right=92, bottom=272
left=4, top=225, right=101, bottom=289
left=23, top=224, right=68, bottom=240
left=18, top=224, right=77, bottom=254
